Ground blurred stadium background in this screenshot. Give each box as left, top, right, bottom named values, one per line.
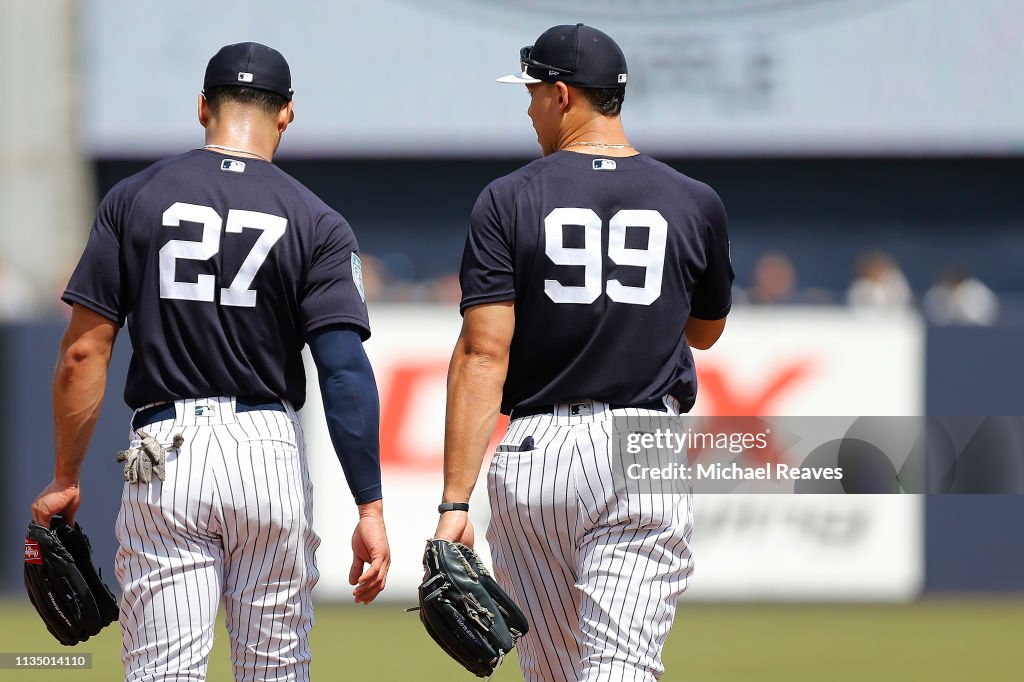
left=1, top=0, right=1022, bottom=679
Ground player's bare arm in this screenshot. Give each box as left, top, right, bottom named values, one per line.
left=433, top=301, right=515, bottom=545
left=351, top=499, right=388, bottom=603
left=31, top=305, right=118, bottom=527
left=685, top=315, right=727, bottom=350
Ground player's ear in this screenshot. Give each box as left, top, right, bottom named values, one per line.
left=555, top=82, right=570, bottom=113
left=198, top=93, right=211, bottom=128
left=278, top=102, right=294, bottom=133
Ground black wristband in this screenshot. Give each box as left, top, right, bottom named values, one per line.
left=438, top=502, right=470, bottom=514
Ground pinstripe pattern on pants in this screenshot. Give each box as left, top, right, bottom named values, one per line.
left=486, top=400, right=694, bottom=682
left=115, top=397, right=320, bottom=682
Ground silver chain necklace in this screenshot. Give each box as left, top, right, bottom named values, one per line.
left=202, top=144, right=270, bottom=162
left=563, top=141, right=637, bottom=151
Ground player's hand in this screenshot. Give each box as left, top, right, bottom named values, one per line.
left=350, top=500, right=389, bottom=605
left=433, top=510, right=475, bottom=548
left=31, top=479, right=81, bottom=527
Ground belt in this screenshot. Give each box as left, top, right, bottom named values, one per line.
left=510, top=399, right=667, bottom=421
left=131, top=397, right=285, bottom=430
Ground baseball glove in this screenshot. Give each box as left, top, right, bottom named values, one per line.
left=24, top=515, right=119, bottom=646
left=414, top=539, right=529, bottom=678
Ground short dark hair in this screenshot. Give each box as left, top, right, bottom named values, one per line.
left=578, top=86, right=626, bottom=117
left=203, top=85, right=288, bottom=116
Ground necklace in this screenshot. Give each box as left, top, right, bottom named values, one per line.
left=202, top=144, right=270, bottom=162
left=563, top=141, right=637, bottom=151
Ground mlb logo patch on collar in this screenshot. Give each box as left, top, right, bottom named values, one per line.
left=221, top=159, right=246, bottom=173
left=593, top=159, right=616, bottom=171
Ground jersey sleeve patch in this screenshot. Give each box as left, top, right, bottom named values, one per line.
left=351, top=252, right=366, bottom=303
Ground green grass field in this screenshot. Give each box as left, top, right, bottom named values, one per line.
left=0, top=599, right=1018, bottom=681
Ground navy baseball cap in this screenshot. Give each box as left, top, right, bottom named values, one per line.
left=498, top=24, right=627, bottom=88
left=203, top=42, right=293, bottom=101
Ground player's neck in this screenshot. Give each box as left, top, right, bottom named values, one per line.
left=558, top=118, right=636, bottom=157
left=204, top=119, right=279, bottom=162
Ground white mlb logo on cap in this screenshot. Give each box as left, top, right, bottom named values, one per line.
left=237, top=72, right=254, bottom=82
left=618, top=73, right=627, bottom=83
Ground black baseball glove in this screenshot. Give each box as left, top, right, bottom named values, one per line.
left=414, top=539, right=529, bottom=678
left=24, top=515, right=119, bottom=646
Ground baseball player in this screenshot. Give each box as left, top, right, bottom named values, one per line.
left=30, top=42, right=390, bottom=681
left=433, top=24, right=733, bottom=681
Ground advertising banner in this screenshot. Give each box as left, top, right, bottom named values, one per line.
left=303, top=305, right=925, bottom=600
left=84, top=0, right=1024, bottom=156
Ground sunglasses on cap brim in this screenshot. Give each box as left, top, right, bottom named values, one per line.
left=519, top=46, right=573, bottom=76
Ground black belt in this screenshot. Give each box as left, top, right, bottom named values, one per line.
left=132, top=397, right=285, bottom=430
left=510, top=399, right=666, bottom=421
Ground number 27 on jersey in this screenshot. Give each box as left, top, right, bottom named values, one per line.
left=159, top=201, right=286, bottom=308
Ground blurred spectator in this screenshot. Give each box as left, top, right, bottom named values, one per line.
left=847, top=251, right=912, bottom=309
left=357, top=253, right=387, bottom=303
left=923, top=269, right=1000, bottom=325
left=0, top=260, right=36, bottom=320
left=430, top=273, right=462, bottom=305
left=739, top=251, right=832, bottom=305
left=47, top=261, right=78, bottom=320
left=745, top=251, right=796, bottom=304
left=358, top=252, right=461, bottom=303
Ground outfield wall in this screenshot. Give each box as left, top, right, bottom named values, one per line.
left=303, top=306, right=925, bottom=601
left=1, top=308, right=1022, bottom=599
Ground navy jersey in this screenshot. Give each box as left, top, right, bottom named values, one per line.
left=63, top=149, right=369, bottom=409
left=460, top=151, right=733, bottom=414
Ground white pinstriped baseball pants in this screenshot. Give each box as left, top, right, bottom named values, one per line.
left=115, top=397, right=320, bottom=682
left=486, top=400, right=694, bottom=682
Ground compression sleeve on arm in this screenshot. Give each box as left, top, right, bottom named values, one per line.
left=307, top=324, right=382, bottom=504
